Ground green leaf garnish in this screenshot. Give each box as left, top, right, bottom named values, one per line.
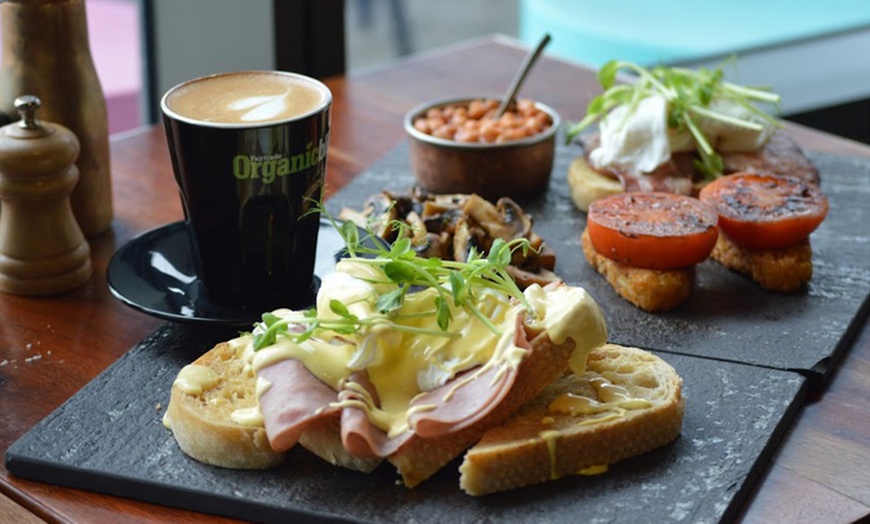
left=448, top=271, right=465, bottom=307
left=565, top=58, right=782, bottom=178
left=329, top=299, right=354, bottom=319
left=435, top=295, right=451, bottom=332
left=248, top=201, right=536, bottom=350
left=376, top=287, right=406, bottom=314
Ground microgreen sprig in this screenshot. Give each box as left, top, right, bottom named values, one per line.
left=250, top=202, right=535, bottom=351
left=565, top=59, right=781, bottom=178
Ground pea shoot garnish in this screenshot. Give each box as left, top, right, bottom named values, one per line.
left=566, top=59, right=781, bottom=178
left=250, top=203, right=536, bottom=351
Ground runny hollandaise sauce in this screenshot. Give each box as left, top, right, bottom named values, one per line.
left=538, top=376, right=653, bottom=478
left=234, top=260, right=608, bottom=438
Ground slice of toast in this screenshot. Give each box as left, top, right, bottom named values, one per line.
left=459, top=343, right=684, bottom=496
left=581, top=228, right=693, bottom=312
left=165, top=340, right=284, bottom=469
left=166, top=338, right=382, bottom=473
left=388, top=330, right=578, bottom=487
left=166, top=327, right=587, bottom=485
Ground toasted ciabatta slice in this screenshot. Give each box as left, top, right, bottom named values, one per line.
left=167, top=324, right=574, bottom=487
left=388, top=329, right=578, bottom=488
left=166, top=326, right=585, bottom=482
left=581, top=228, right=693, bottom=312
left=165, top=340, right=283, bottom=470
left=166, top=339, right=381, bottom=473
left=459, top=343, right=684, bottom=496
left=711, top=233, right=812, bottom=292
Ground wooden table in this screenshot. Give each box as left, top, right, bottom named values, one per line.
left=2, top=36, right=869, bottom=523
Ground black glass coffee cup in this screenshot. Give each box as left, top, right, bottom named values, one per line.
left=161, top=70, right=331, bottom=313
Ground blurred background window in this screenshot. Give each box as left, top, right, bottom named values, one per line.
left=87, top=0, right=143, bottom=135
left=345, top=0, right=518, bottom=70
left=7, top=0, right=865, bottom=144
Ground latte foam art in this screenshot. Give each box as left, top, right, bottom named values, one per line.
left=227, top=94, right=290, bottom=122
left=164, top=71, right=327, bottom=125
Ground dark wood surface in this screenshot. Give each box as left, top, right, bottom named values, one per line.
left=1, top=35, right=869, bottom=523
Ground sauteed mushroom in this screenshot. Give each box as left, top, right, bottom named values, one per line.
left=339, top=188, right=561, bottom=289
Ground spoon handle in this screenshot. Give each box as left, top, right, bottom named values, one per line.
left=495, top=33, right=552, bottom=118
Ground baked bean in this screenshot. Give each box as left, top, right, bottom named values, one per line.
left=412, top=98, right=552, bottom=143
left=517, top=99, right=537, bottom=116
left=480, top=121, right=500, bottom=142
left=455, top=128, right=480, bottom=143
left=431, top=124, right=455, bottom=140
left=413, top=119, right=431, bottom=134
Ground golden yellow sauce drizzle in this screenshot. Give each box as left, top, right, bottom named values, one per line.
left=539, top=429, right=562, bottom=479
left=230, top=406, right=263, bottom=427
left=577, top=464, right=608, bottom=476
left=547, top=376, right=652, bottom=427
left=174, top=364, right=219, bottom=395
left=241, top=261, right=606, bottom=441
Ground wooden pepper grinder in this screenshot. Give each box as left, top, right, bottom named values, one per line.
left=0, top=95, right=92, bottom=295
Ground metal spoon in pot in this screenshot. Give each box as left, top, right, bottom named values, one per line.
left=494, top=33, right=552, bottom=119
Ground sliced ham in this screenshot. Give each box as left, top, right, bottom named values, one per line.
left=721, top=132, right=820, bottom=184
left=339, top=371, right=415, bottom=458
left=257, top=314, right=535, bottom=458
left=620, top=155, right=694, bottom=194
left=257, top=358, right=340, bottom=451
left=408, top=364, right=513, bottom=438
left=408, top=314, right=531, bottom=438
left=580, top=130, right=820, bottom=191
left=580, top=132, right=694, bottom=194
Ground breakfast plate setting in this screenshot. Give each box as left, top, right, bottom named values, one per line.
left=6, top=57, right=870, bottom=524
left=8, top=136, right=869, bottom=522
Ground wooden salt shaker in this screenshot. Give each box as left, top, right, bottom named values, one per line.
left=0, top=95, right=92, bottom=295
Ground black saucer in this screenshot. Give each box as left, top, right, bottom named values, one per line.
left=107, top=219, right=349, bottom=326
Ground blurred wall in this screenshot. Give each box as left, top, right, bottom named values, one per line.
left=150, top=0, right=275, bottom=111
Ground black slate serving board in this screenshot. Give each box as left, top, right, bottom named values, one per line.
left=6, top=322, right=806, bottom=524
left=325, top=143, right=870, bottom=387
left=7, top=142, right=868, bottom=522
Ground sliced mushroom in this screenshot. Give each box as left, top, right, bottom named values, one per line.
left=452, top=217, right=488, bottom=263
left=404, top=210, right=429, bottom=246
left=495, top=198, right=532, bottom=241
left=505, top=266, right=562, bottom=289
left=342, top=187, right=560, bottom=290
left=385, top=191, right=417, bottom=218
left=527, top=232, right=545, bottom=251
left=414, top=232, right=449, bottom=259
left=337, top=206, right=370, bottom=229
left=421, top=201, right=465, bottom=235
left=362, top=192, right=399, bottom=240
left=462, top=194, right=501, bottom=231
left=523, top=242, right=556, bottom=271
left=428, top=191, right=469, bottom=208
left=463, top=195, right=533, bottom=245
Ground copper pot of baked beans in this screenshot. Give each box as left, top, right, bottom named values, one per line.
left=404, top=97, right=559, bottom=200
